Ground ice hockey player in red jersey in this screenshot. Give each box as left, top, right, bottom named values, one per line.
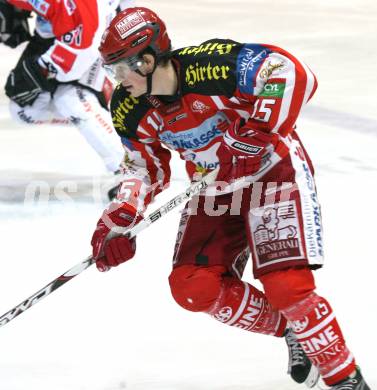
left=0, top=0, right=134, bottom=197
left=90, top=7, right=371, bottom=389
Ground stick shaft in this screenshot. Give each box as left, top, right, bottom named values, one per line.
left=0, top=169, right=218, bottom=328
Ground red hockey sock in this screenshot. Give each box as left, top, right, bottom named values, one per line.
left=208, top=277, right=287, bottom=336
left=281, top=293, right=356, bottom=385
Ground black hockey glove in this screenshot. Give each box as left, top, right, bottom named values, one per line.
left=0, top=0, right=31, bottom=48
left=5, top=56, right=57, bottom=107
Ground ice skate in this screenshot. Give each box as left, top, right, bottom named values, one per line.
left=330, top=367, right=370, bottom=390
left=284, top=328, right=320, bottom=388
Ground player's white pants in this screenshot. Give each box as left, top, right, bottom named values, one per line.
left=9, top=85, right=124, bottom=172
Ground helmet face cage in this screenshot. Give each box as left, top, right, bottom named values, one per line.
left=103, top=56, right=143, bottom=82
left=99, top=7, right=171, bottom=67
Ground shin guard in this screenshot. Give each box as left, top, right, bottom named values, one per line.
left=209, top=277, right=287, bottom=336
left=281, top=293, right=356, bottom=385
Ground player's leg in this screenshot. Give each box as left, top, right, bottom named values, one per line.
left=9, top=92, right=70, bottom=125
left=168, top=194, right=287, bottom=337
left=247, top=136, right=370, bottom=389
left=260, top=268, right=370, bottom=389
left=52, top=84, right=124, bottom=173
left=6, top=33, right=69, bottom=126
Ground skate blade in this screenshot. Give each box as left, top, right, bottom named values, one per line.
left=305, top=365, right=320, bottom=388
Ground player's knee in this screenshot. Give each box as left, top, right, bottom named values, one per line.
left=54, top=85, right=86, bottom=120
left=168, top=265, right=226, bottom=312
left=259, top=267, right=316, bottom=310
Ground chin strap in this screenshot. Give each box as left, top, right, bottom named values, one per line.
left=146, top=72, right=153, bottom=95
left=135, top=54, right=158, bottom=95
left=134, top=68, right=153, bottom=95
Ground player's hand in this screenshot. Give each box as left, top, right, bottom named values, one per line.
left=216, top=117, right=275, bottom=182
left=0, top=2, right=31, bottom=48
left=5, top=56, right=57, bottom=107
left=91, top=202, right=142, bottom=272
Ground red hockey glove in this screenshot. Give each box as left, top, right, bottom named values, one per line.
left=91, top=202, right=142, bottom=272
left=216, top=118, right=275, bottom=182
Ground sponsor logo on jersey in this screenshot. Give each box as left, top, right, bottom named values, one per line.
left=237, top=45, right=269, bottom=93
left=178, top=41, right=237, bottom=57
left=159, top=113, right=227, bottom=150
left=259, top=60, right=285, bottom=81
left=167, top=113, right=188, bottom=125
left=183, top=143, right=221, bottom=171
left=115, top=11, right=146, bottom=39
left=185, top=62, right=231, bottom=87
left=28, top=0, right=50, bottom=16
left=112, top=95, right=140, bottom=132
left=64, top=0, right=76, bottom=16
left=251, top=201, right=305, bottom=267
left=196, top=161, right=220, bottom=171
left=51, top=45, right=77, bottom=73
left=238, top=48, right=267, bottom=85
left=192, top=100, right=210, bottom=113
left=260, top=81, right=286, bottom=98
left=302, top=162, right=324, bottom=258
left=85, top=58, right=101, bottom=87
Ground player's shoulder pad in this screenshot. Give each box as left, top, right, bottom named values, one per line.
left=110, top=84, right=150, bottom=140
left=175, top=39, right=240, bottom=57
left=235, top=43, right=274, bottom=95
left=173, top=38, right=243, bottom=96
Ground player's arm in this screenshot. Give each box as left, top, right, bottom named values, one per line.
left=91, top=135, right=171, bottom=272
left=243, top=47, right=318, bottom=137
left=91, top=88, right=172, bottom=272
left=218, top=46, right=318, bottom=181
left=0, top=0, right=31, bottom=48
left=115, top=134, right=172, bottom=213
left=4, top=0, right=103, bottom=107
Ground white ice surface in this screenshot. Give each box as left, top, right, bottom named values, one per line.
left=0, top=1, right=377, bottom=389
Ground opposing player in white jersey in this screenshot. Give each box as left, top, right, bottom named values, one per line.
left=0, top=0, right=134, bottom=197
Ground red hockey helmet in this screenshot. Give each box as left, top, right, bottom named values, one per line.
left=99, top=7, right=171, bottom=66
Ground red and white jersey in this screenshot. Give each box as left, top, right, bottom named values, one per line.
left=8, top=0, right=134, bottom=83
left=110, top=40, right=318, bottom=212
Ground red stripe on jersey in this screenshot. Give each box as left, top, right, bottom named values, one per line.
left=135, top=142, right=171, bottom=206
left=262, top=44, right=310, bottom=137
left=51, top=45, right=77, bottom=73
left=279, top=60, right=307, bottom=137
left=308, top=72, right=318, bottom=102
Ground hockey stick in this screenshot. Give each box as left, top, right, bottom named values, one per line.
left=0, top=168, right=219, bottom=328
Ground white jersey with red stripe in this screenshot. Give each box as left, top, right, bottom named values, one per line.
left=8, top=0, right=135, bottom=84
left=110, top=39, right=318, bottom=211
